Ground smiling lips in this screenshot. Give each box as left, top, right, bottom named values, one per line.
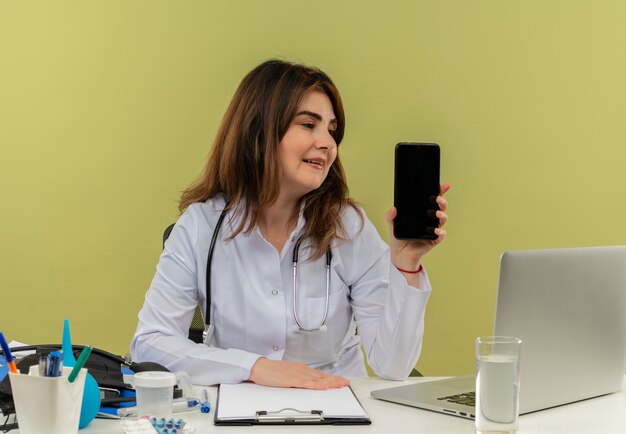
left=302, top=158, right=325, bottom=169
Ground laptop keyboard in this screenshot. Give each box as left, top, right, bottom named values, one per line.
left=438, top=391, right=475, bottom=407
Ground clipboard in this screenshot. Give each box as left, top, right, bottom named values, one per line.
left=214, top=382, right=371, bottom=425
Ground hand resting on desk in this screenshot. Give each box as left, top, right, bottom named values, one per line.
left=249, top=358, right=350, bottom=390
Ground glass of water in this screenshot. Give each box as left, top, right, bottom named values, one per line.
left=475, top=336, right=522, bottom=434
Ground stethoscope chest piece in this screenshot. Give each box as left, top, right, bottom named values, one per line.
left=203, top=324, right=215, bottom=346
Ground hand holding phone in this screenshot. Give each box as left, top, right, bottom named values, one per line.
left=393, top=143, right=441, bottom=240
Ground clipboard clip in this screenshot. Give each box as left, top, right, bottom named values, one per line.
left=256, top=408, right=324, bottom=423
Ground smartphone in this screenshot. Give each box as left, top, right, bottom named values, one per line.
left=393, top=142, right=440, bottom=240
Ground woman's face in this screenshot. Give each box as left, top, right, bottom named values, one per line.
left=277, top=90, right=338, bottom=202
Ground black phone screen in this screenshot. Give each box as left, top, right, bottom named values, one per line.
left=393, top=143, right=440, bottom=240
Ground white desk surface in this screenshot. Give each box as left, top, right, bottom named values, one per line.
left=24, top=375, right=626, bottom=433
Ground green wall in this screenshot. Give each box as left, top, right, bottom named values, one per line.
left=1, top=1, right=625, bottom=376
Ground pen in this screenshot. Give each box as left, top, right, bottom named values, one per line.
left=68, top=345, right=92, bottom=383
left=38, top=352, right=48, bottom=376
left=0, top=332, right=18, bottom=374
left=46, top=351, right=64, bottom=377
left=200, top=389, right=210, bottom=413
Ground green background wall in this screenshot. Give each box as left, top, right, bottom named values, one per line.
left=1, top=1, right=625, bottom=376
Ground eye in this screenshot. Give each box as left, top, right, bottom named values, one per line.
left=302, top=122, right=315, bottom=130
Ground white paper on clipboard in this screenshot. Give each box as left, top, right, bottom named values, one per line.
left=217, top=383, right=368, bottom=421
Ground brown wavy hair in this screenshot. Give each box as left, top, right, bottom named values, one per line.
left=180, top=59, right=362, bottom=259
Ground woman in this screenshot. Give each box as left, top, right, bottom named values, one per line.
left=131, top=59, right=450, bottom=389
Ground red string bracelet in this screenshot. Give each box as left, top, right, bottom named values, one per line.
left=396, top=264, right=423, bottom=274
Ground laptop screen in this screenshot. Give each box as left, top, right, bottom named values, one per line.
left=494, top=246, right=626, bottom=413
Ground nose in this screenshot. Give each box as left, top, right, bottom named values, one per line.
left=314, top=129, right=337, bottom=151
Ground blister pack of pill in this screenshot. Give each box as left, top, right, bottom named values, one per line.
left=121, top=416, right=194, bottom=434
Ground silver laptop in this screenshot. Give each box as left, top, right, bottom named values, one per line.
left=371, top=246, right=626, bottom=419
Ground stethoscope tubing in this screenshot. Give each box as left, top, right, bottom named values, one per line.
left=291, top=238, right=332, bottom=332
left=203, top=206, right=331, bottom=344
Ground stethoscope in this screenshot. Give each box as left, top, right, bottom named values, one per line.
left=202, top=208, right=332, bottom=347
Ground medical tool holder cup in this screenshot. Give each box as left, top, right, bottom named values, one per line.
left=9, top=365, right=87, bottom=434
